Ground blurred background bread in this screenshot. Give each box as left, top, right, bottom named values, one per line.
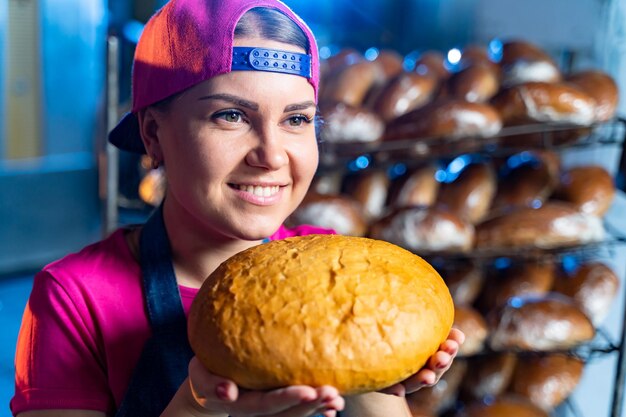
left=475, top=201, right=605, bottom=250
left=509, top=353, right=585, bottom=411
left=369, top=206, right=475, bottom=253
left=488, top=295, right=595, bottom=351
left=553, top=262, right=619, bottom=326
left=461, top=353, right=518, bottom=401
left=554, top=165, right=616, bottom=216
left=287, top=192, right=367, bottom=236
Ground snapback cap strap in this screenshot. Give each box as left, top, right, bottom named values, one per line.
left=231, top=47, right=312, bottom=78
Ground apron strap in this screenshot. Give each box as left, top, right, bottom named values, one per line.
left=116, top=205, right=194, bottom=417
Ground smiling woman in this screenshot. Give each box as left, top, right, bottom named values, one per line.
left=11, top=1, right=463, bottom=417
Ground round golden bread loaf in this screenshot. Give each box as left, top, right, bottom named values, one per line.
left=188, top=234, right=455, bottom=394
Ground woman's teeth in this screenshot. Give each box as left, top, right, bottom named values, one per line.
left=235, top=184, right=280, bottom=197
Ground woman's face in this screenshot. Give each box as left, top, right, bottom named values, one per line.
left=151, top=38, right=318, bottom=241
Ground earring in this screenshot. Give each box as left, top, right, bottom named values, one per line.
left=151, top=157, right=160, bottom=170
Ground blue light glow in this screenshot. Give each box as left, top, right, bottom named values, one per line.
left=506, top=151, right=538, bottom=170
left=509, top=297, right=523, bottom=308
left=355, top=155, right=370, bottom=169
left=562, top=255, right=580, bottom=275
left=319, top=46, right=332, bottom=60
left=434, top=169, right=447, bottom=182
left=364, top=47, right=380, bottom=61
left=488, top=38, right=504, bottom=63
left=494, top=257, right=512, bottom=270
left=447, top=48, right=462, bottom=65
left=348, top=155, right=371, bottom=171
left=403, top=50, right=421, bottom=71
left=443, top=154, right=473, bottom=182
left=123, top=20, right=145, bottom=45
left=388, top=163, right=407, bottom=179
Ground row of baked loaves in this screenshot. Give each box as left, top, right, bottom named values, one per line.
left=289, top=155, right=615, bottom=253
left=405, top=260, right=619, bottom=416
left=319, top=40, right=619, bottom=144
left=407, top=355, right=583, bottom=417
left=446, top=261, right=618, bottom=356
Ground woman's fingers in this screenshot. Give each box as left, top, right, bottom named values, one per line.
left=448, top=328, right=466, bottom=345
left=228, top=385, right=343, bottom=416
left=269, top=387, right=345, bottom=417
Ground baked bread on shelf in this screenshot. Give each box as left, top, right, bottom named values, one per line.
left=487, top=294, right=595, bottom=352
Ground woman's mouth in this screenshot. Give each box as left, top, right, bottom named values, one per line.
left=228, top=183, right=286, bottom=206
left=231, top=184, right=281, bottom=197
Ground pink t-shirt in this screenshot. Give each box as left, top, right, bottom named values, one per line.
left=11, top=224, right=334, bottom=416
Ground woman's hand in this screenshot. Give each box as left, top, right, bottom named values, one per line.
left=379, top=328, right=465, bottom=397
left=186, top=357, right=345, bottom=417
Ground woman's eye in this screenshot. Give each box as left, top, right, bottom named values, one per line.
left=215, top=110, right=244, bottom=123
left=287, top=115, right=312, bottom=127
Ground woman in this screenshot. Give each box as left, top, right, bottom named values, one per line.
left=11, top=1, right=464, bottom=416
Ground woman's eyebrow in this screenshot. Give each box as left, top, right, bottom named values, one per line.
left=198, top=94, right=259, bottom=111
left=284, top=101, right=316, bottom=112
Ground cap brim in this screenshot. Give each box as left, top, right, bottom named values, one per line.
left=108, top=112, right=146, bottom=154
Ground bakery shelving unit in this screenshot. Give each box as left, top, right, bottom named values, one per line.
left=101, top=31, right=626, bottom=417
left=316, top=117, right=626, bottom=417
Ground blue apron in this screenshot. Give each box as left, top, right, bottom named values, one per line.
left=115, top=205, right=194, bottom=416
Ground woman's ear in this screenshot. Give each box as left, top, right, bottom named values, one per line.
left=137, top=107, right=164, bottom=163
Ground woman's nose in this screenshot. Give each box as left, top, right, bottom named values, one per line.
left=244, top=128, right=288, bottom=170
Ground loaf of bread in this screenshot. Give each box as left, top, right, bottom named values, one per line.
left=554, top=262, right=619, bottom=326
left=369, top=206, right=475, bottom=254
left=188, top=234, right=455, bottom=394
left=454, top=305, right=488, bottom=356
left=488, top=295, right=595, bottom=351
left=389, top=164, right=440, bottom=209
left=436, top=161, right=497, bottom=224
left=555, top=165, right=615, bottom=216
left=287, top=192, right=367, bottom=236
left=455, top=394, right=550, bottom=417
left=447, top=64, right=500, bottom=103
left=437, top=261, right=484, bottom=306
left=373, top=49, right=405, bottom=79
left=475, top=201, right=605, bottom=250
left=491, top=82, right=597, bottom=126
left=342, top=169, right=390, bottom=220
left=478, top=263, right=555, bottom=312
left=459, top=44, right=501, bottom=75
left=321, top=60, right=386, bottom=107
left=413, top=51, right=450, bottom=80
left=566, top=70, right=618, bottom=122
left=491, top=153, right=557, bottom=212
left=499, top=40, right=561, bottom=87
left=383, top=99, right=503, bottom=142
left=309, top=171, right=343, bottom=195
left=461, top=353, right=518, bottom=400
left=510, top=353, right=584, bottom=411
left=373, top=72, right=438, bottom=121
left=319, top=102, right=385, bottom=143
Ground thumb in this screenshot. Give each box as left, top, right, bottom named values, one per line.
left=188, top=356, right=239, bottom=406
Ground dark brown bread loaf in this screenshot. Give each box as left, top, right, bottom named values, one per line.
left=566, top=70, right=619, bottom=122
left=553, top=262, right=619, bottom=325
left=555, top=165, right=615, bottom=217
left=509, top=354, right=584, bottom=411
left=475, top=201, right=605, bottom=250
left=488, top=295, right=595, bottom=352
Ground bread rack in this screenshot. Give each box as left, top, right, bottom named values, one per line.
left=316, top=118, right=626, bottom=417
left=318, top=117, right=626, bottom=171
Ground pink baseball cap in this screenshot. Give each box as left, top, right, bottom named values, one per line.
left=109, top=0, right=320, bottom=153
